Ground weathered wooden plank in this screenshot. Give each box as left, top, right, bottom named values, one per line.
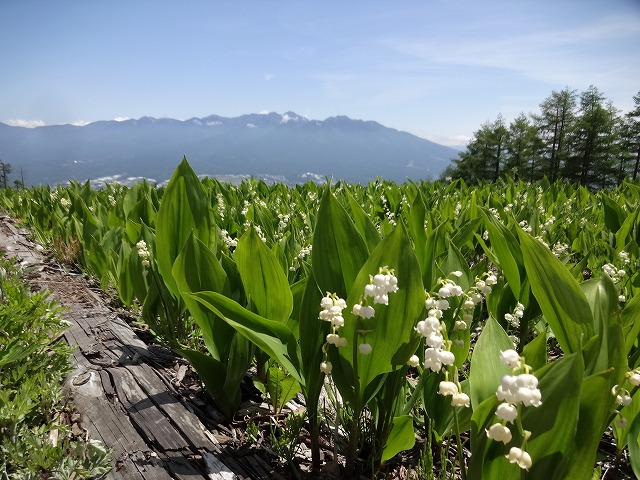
left=109, top=366, right=190, bottom=452
left=162, top=450, right=208, bottom=479
left=203, top=452, right=239, bottom=480
left=125, top=362, right=219, bottom=450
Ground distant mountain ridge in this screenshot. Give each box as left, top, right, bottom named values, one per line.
left=0, top=112, right=458, bottom=187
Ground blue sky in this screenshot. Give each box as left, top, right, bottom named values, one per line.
left=1, top=1, right=639, bottom=147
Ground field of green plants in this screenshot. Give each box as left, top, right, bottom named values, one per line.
left=0, top=258, right=111, bottom=478
left=1, top=158, right=638, bottom=479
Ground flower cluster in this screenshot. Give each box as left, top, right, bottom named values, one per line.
left=518, top=220, right=532, bottom=233
left=627, top=368, right=640, bottom=387
left=506, top=446, right=532, bottom=470
left=136, top=240, right=151, bottom=275
left=320, top=294, right=348, bottom=332
left=417, top=271, right=499, bottom=393
left=438, top=380, right=470, bottom=407
left=60, top=197, right=71, bottom=209
left=618, top=250, right=630, bottom=265
left=485, top=350, right=541, bottom=471
left=215, top=193, right=226, bottom=220
left=504, top=302, right=525, bottom=329
left=220, top=229, right=238, bottom=249
left=364, top=267, right=399, bottom=305
left=603, top=263, right=626, bottom=283
left=552, top=242, right=569, bottom=257
left=319, top=267, right=399, bottom=374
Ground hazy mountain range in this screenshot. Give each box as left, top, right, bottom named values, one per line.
left=0, top=112, right=459, bottom=187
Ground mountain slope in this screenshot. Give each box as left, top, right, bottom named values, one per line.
left=0, top=112, right=457, bottom=186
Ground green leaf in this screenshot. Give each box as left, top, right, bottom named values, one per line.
left=185, top=291, right=304, bottom=385
left=521, top=330, right=548, bottom=371
left=581, top=274, right=618, bottom=338
left=298, top=272, right=332, bottom=409
left=346, top=188, right=381, bottom=251
left=524, top=353, right=584, bottom=480
left=266, top=366, right=302, bottom=413
left=602, top=192, right=625, bottom=235
left=381, top=415, right=415, bottom=463
left=468, top=316, right=513, bottom=409
left=406, top=191, right=428, bottom=272
left=173, top=233, right=234, bottom=360
left=561, top=370, right=616, bottom=479
left=442, top=240, right=471, bottom=291
left=470, top=353, right=584, bottom=480
left=311, top=188, right=369, bottom=298
left=340, top=224, right=424, bottom=391
left=621, top=292, right=640, bottom=354
left=155, top=157, right=212, bottom=296
left=177, top=348, right=238, bottom=421
left=482, top=209, right=522, bottom=298
left=626, top=403, right=640, bottom=478
left=518, top=229, right=594, bottom=354
left=235, top=226, right=293, bottom=322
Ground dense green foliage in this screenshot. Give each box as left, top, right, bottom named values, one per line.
left=444, top=87, right=640, bottom=188
left=1, top=161, right=638, bottom=478
left=0, top=259, right=111, bottom=478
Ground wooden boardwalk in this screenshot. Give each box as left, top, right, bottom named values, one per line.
left=0, top=217, right=281, bottom=479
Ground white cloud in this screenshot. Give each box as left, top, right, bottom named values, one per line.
left=71, top=120, right=90, bottom=126
left=4, top=119, right=46, bottom=128
left=383, top=15, right=640, bottom=89
left=424, top=134, right=472, bottom=148
left=113, top=117, right=131, bottom=122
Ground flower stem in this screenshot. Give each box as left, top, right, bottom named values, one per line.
left=345, top=339, right=361, bottom=478
left=453, top=407, right=467, bottom=480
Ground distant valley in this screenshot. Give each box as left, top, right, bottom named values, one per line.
left=0, top=112, right=458, bottom=187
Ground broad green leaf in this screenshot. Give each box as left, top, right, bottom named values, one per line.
left=406, top=191, right=428, bottom=272
left=155, top=157, right=212, bottom=296
left=518, top=229, right=594, bottom=354
left=468, top=315, right=513, bottom=409
left=311, top=188, right=369, bottom=298
left=339, top=224, right=424, bottom=390
left=298, top=272, right=332, bottom=408
left=468, top=395, right=502, bottom=479
left=442, top=240, right=471, bottom=291
left=621, top=292, right=640, bottom=354
left=173, top=233, right=234, bottom=360
left=346, top=188, right=381, bottom=251
left=235, top=226, right=293, bottom=323
left=521, top=330, right=548, bottom=371
left=630, top=414, right=640, bottom=479
left=581, top=274, right=618, bottom=338
left=482, top=209, right=522, bottom=298
left=562, top=370, right=616, bottom=479
left=602, top=192, right=625, bottom=235
left=381, top=415, right=415, bottom=463
left=616, top=209, right=638, bottom=250
left=524, top=353, right=584, bottom=480
left=451, top=217, right=482, bottom=252
left=185, top=291, right=303, bottom=385
left=470, top=353, right=584, bottom=479
left=177, top=348, right=238, bottom=421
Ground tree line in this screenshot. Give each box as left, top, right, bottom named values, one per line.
left=442, top=86, right=640, bottom=188
left=0, top=160, right=24, bottom=189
